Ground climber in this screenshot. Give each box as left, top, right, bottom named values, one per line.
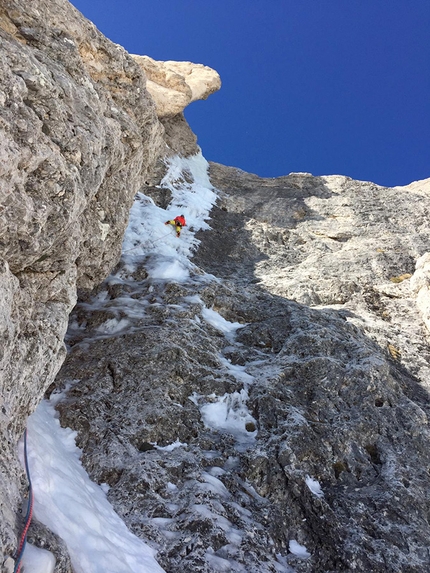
left=165, top=214, right=186, bottom=238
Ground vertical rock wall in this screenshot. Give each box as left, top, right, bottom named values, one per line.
left=0, top=0, right=165, bottom=561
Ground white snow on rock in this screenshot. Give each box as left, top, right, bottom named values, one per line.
left=21, top=543, right=56, bottom=573
left=193, top=389, right=258, bottom=445
left=305, top=475, right=324, bottom=498
left=22, top=399, right=165, bottom=573
left=201, top=306, right=245, bottom=338
left=289, top=539, right=311, bottom=559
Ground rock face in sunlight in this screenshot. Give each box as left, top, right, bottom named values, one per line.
left=132, top=55, right=221, bottom=119
left=132, top=55, right=221, bottom=160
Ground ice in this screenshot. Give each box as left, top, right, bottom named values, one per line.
left=146, top=257, right=190, bottom=281
left=202, top=306, right=244, bottom=339
left=207, top=466, right=226, bottom=477
left=95, top=318, right=130, bottom=334
left=122, top=152, right=218, bottom=268
left=191, top=504, right=243, bottom=545
left=21, top=543, right=56, bottom=573
left=206, top=551, right=247, bottom=572
left=201, top=472, right=230, bottom=498
left=289, top=539, right=311, bottom=559
left=305, top=475, right=324, bottom=498
left=218, top=355, right=254, bottom=386
left=287, top=406, right=309, bottom=427
left=154, top=440, right=187, bottom=451
left=198, top=390, right=257, bottom=443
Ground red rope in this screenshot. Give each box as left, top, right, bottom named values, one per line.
left=14, top=429, right=34, bottom=573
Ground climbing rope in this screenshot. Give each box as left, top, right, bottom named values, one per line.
left=13, top=429, right=34, bottom=573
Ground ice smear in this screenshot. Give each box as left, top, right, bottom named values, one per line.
left=218, top=354, right=254, bottom=387
left=202, top=306, right=244, bottom=339
left=289, top=539, right=311, bottom=559
left=305, top=475, right=324, bottom=498
left=197, top=390, right=257, bottom=443
left=200, top=472, right=230, bottom=498
left=205, top=550, right=247, bottom=572
left=95, top=317, right=130, bottom=334
left=146, top=257, right=190, bottom=281
left=121, top=152, right=218, bottom=268
left=23, top=399, right=165, bottom=573
left=153, top=439, right=187, bottom=452
left=192, top=504, right=243, bottom=545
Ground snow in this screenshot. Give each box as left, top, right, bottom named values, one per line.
left=305, top=475, right=324, bottom=498
left=95, top=317, right=130, bottom=334
left=218, top=354, right=254, bottom=386
left=147, top=257, right=190, bottom=281
left=288, top=540, right=311, bottom=559
left=201, top=306, right=245, bottom=338
left=153, top=439, right=187, bottom=451
left=21, top=543, right=56, bottom=573
left=200, top=472, right=230, bottom=498
left=22, top=399, right=165, bottom=573
left=193, top=389, right=258, bottom=445
left=206, top=550, right=247, bottom=572
left=121, top=151, right=218, bottom=278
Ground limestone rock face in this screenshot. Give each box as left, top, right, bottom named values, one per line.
left=0, top=0, right=166, bottom=562
left=131, top=55, right=221, bottom=162
left=203, top=164, right=430, bottom=384
left=132, top=55, right=221, bottom=118
left=53, top=162, right=430, bottom=572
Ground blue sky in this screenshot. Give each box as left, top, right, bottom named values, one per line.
left=70, top=0, right=429, bottom=187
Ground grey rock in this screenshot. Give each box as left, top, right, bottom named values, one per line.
left=0, top=0, right=164, bottom=562
left=26, top=520, right=73, bottom=573
left=53, top=162, right=430, bottom=572
left=161, top=113, right=199, bottom=157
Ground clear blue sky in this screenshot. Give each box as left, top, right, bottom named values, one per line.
left=70, top=0, right=429, bottom=187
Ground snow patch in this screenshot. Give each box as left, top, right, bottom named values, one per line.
left=196, top=390, right=257, bottom=444
left=21, top=543, right=56, bottom=573
left=154, top=440, right=187, bottom=452
left=289, top=539, right=311, bottom=559
left=23, top=400, right=165, bottom=573
left=202, top=306, right=244, bottom=339
left=305, top=475, right=324, bottom=498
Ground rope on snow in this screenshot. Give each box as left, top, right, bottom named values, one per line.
left=14, top=429, right=34, bottom=573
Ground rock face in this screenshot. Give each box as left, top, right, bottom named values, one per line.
left=52, top=161, right=430, bottom=572
left=0, top=0, right=217, bottom=565
left=132, top=55, right=221, bottom=162
left=132, top=55, right=221, bottom=119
